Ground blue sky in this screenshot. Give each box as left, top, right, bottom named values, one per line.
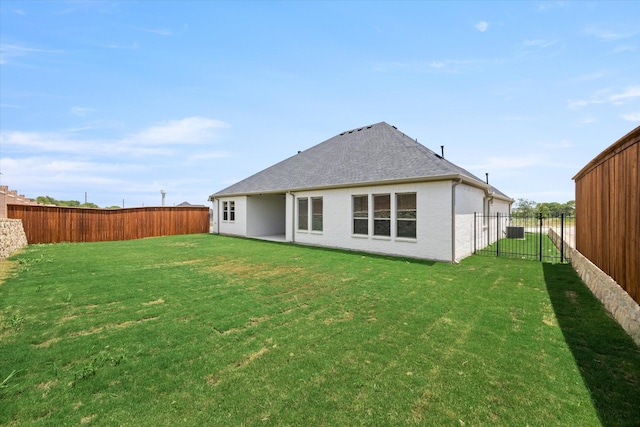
left=1, top=1, right=639, bottom=208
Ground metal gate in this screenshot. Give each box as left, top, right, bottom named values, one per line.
left=473, top=213, right=574, bottom=263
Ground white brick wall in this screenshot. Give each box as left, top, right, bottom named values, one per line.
left=213, top=181, right=510, bottom=263
left=292, top=181, right=453, bottom=262
left=214, top=196, right=247, bottom=236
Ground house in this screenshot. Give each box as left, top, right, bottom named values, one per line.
left=209, top=122, right=512, bottom=262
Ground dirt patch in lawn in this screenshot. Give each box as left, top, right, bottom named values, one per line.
left=203, top=258, right=306, bottom=280
left=35, top=316, right=160, bottom=348
left=0, top=259, right=19, bottom=286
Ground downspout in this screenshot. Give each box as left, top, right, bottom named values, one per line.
left=451, top=178, right=462, bottom=263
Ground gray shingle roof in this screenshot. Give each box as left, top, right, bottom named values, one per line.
left=212, top=122, right=509, bottom=198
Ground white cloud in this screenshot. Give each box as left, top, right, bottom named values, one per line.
left=2, top=116, right=230, bottom=158
left=100, top=42, right=139, bottom=50
left=373, top=59, right=479, bottom=74
left=1, top=130, right=87, bottom=153
left=517, top=39, right=562, bottom=60
left=0, top=43, right=64, bottom=64
left=612, top=45, right=636, bottom=54
left=465, top=155, right=544, bottom=171
left=501, top=115, right=536, bottom=122
left=70, top=107, right=94, bottom=117
left=543, top=139, right=573, bottom=149
left=188, top=151, right=231, bottom=162
left=134, top=27, right=173, bottom=36
left=1, top=156, right=128, bottom=188
left=123, top=117, right=228, bottom=145
left=610, top=87, right=640, bottom=103
left=1, top=116, right=229, bottom=206
left=584, top=26, right=638, bottom=41
left=522, top=39, right=558, bottom=49
left=568, top=86, right=640, bottom=108
left=427, top=59, right=477, bottom=73
left=569, top=71, right=606, bottom=82
left=580, top=117, right=597, bottom=125
left=475, top=21, right=489, bottom=32
left=622, top=112, right=640, bottom=122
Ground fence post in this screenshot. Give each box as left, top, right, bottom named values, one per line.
left=538, top=213, right=543, bottom=262
left=496, top=212, right=500, bottom=257
left=560, top=213, right=565, bottom=263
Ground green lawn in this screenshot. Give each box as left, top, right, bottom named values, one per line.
left=1, top=234, right=639, bottom=426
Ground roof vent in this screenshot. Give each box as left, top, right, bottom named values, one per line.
left=392, top=126, right=397, bottom=129
left=441, top=146, right=444, bottom=159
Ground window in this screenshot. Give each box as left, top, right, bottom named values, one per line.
left=222, top=201, right=235, bottom=222
left=311, top=197, right=323, bottom=231
left=373, top=194, right=391, bottom=236
left=298, top=198, right=308, bottom=230
left=353, top=195, right=368, bottom=235
left=396, top=193, right=416, bottom=238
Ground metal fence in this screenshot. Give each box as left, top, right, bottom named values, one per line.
left=474, top=213, right=574, bottom=263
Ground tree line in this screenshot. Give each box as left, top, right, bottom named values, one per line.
left=513, top=199, right=575, bottom=217
left=35, top=196, right=125, bottom=209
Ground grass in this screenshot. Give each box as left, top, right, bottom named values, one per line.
left=1, top=234, right=639, bottom=426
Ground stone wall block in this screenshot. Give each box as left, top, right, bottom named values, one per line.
left=0, top=218, right=28, bottom=261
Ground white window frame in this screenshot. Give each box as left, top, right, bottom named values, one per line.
left=311, top=197, right=323, bottom=232
left=396, top=193, right=416, bottom=239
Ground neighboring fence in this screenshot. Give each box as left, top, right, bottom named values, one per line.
left=573, top=125, right=639, bottom=305
left=7, top=205, right=210, bottom=244
left=474, top=213, right=574, bottom=263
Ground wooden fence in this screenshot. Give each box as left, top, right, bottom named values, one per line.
left=573, top=126, right=639, bottom=305
left=7, top=205, right=211, bottom=244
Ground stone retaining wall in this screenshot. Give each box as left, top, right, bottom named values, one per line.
left=549, top=228, right=640, bottom=346
left=0, top=218, right=28, bottom=261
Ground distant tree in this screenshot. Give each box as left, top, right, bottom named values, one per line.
left=514, top=199, right=575, bottom=217
left=105, top=206, right=122, bottom=210
left=36, top=195, right=57, bottom=205
left=37, top=196, right=95, bottom=208
left=513, top=198, right=536, bottom=217
left=563, top=200, right=575, bottom=216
